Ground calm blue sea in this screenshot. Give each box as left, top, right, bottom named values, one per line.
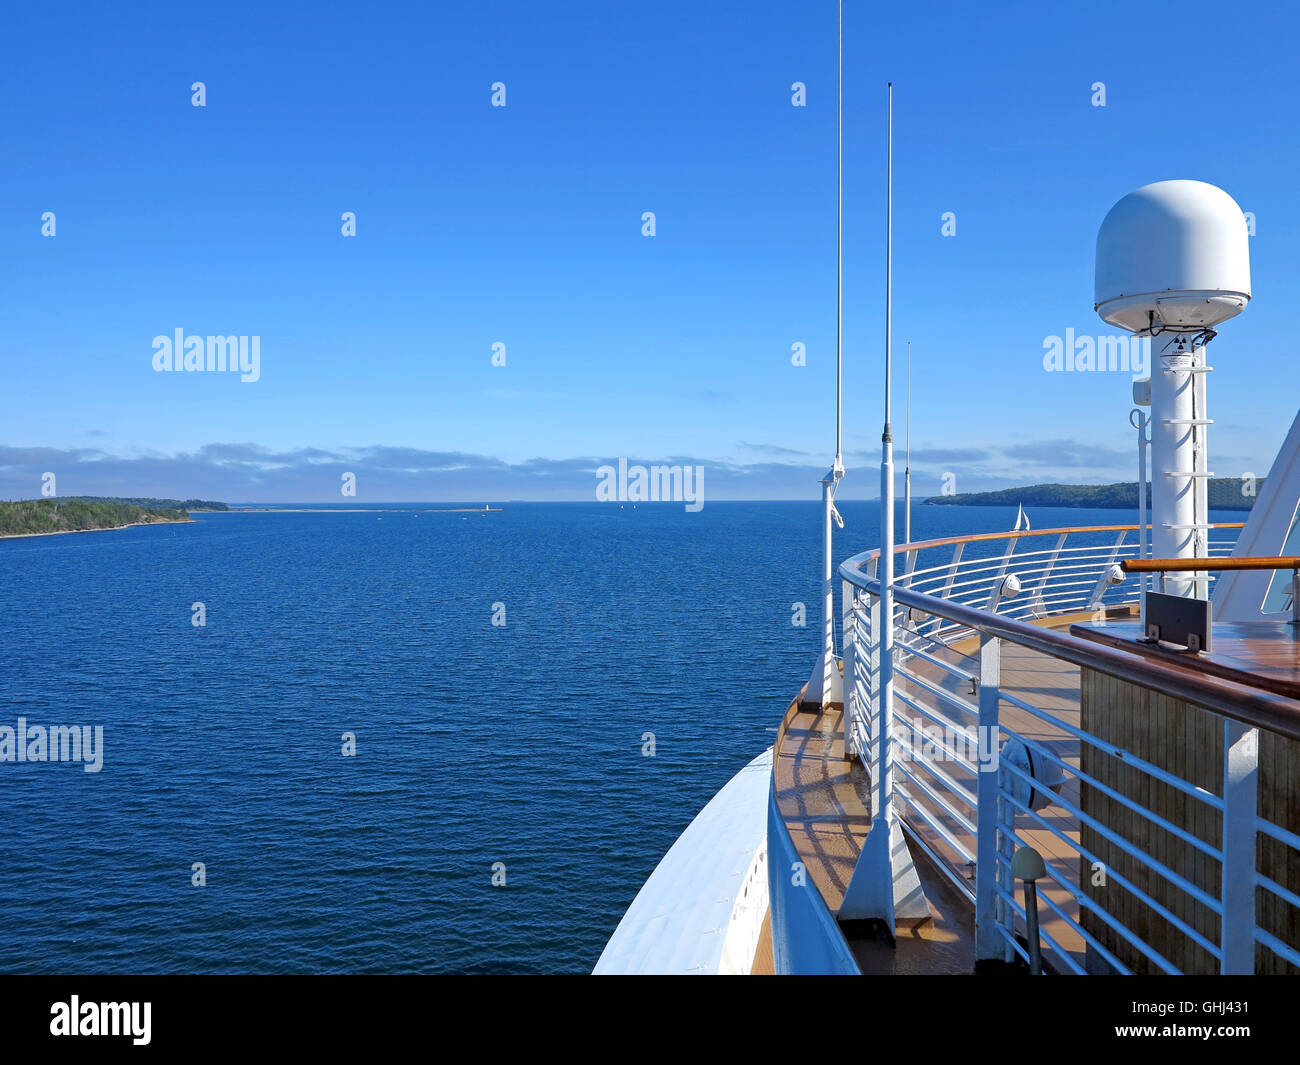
left=0, top=501, right=1244, bottom=973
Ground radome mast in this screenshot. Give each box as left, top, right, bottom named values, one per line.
left=803, top=0, right=846, bottom=709
left=1095, top=180, right=1251, bottom=600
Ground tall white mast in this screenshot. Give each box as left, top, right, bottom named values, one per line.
left=835, top=0, right=843, bottom=470
left=803, top=0, right=845, bottom=708
left=904, top=340, right=911, bottom=545
left=878, top=80, right=896, bottom=810
left=839, top=78, right=929, bottom=929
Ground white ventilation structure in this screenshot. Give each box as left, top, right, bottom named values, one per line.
left=1095, top=180, right=1252, bottom=597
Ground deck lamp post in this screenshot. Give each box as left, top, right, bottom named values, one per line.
left=1012, top=845, right=1047, bottom=976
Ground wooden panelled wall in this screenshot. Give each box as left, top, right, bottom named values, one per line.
left=1079, top=668, right=1300, bottom=974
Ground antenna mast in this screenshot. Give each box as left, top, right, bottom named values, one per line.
left=839, top=78, right=931, bottom=932
left=905, top=340, right=911, bottom=545
left=835, top=0, right=843, bottom=468
left=877, top=81, right=896, bottom=817
left=803, top=0, right=846, bottom=709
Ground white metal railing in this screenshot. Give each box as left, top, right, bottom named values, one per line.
left=838, top=521, right=1300, bottom=974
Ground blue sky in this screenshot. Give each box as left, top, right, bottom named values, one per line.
left=2, top=0, right=1297, bottom=501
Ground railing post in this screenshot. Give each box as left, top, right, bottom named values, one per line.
left=1025, top=532, right=1068, bottom=618
left=1220, top=719, right=1259, bottom=974
left=930, top=543, right=965, bottom=637
left=898, top=549, right=918, bottom=663
left=1087, top=530, right=1129, bottom=612
left=867, top=591, right=882, bottom=819
left=983, top=537, right=1027, bottom=613
left=975, top=633, right=1002, bottom=962
left=842, top=582, right=858, bottom=761
left=997, top=776, right=1015, bottom=963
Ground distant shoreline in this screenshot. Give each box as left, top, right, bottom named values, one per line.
left=226, top=507, right=503, bottom=513
left=0, top=517, right=194, bottom=542
left=0, top=505, right=504, bottom=539
left=924, top=478, right=1260, bottom=511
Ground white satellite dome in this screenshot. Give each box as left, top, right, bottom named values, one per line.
left=1095, top=179, right=1251, bottom=334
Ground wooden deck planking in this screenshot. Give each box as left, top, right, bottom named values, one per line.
left=773, top=701, right=871, bottom=912
left=773, top=608, right=1156, bottom=974
left=773, top=695, right=974, bottom=973
left=750, top=912, right=774, bottom=975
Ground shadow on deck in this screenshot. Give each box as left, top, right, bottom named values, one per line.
left=774, top=607, right=1130, bottom=974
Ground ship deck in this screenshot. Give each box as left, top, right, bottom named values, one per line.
left=773, top=609, right=1124, bottom=973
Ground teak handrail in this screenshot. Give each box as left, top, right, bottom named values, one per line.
left=1123, top=557, right=1300, bottom=573
left=845, top=568, right=1300, bottom=741
left=840, top=522, right=1247, bottom=572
